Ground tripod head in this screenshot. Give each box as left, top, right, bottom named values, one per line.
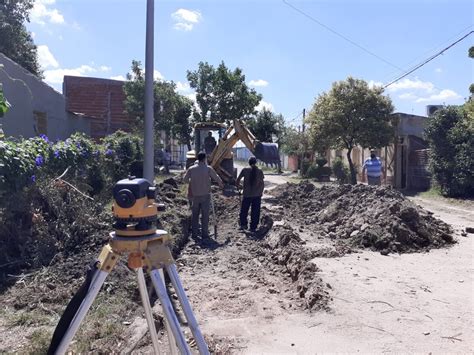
left=112, top=177, right=158, bottom=237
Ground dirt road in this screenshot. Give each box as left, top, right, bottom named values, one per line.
left=178, top=175, right=473, bottom=353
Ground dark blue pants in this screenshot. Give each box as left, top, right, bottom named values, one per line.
left=239, top=196, right=261, bottom=230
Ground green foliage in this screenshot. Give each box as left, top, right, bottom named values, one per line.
left=0, top=0, right=42, bottom=76
left=123, top=60, right=193, bottom=148
left=187, top=61, right=262, bottom=123
left=307, top=77, right=394, bottom=184
left=101, top=130, right=144, bottom=182
left=305, top=165, right=332, bottom=180
left=279, top=126, right=309, bottom=156
left=332, top=157, right=350, bottom=184
left=425, top=106, right=474, bottom=197
left=0, top=84, right=9, bottom=118
left=0, top=131, right=145, bottom=203
left=469, top=46, right=474, bottom=95
left=248, top=108, right=285, bottom=142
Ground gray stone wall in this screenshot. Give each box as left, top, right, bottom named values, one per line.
left=0, top=53, right=90, bottom=140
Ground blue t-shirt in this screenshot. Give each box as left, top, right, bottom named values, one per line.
left=363, top=158, right=382, bottom=177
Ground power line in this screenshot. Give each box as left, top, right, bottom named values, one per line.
left=282, top=0, right=404, bottom=71
left=383, top=24, right=473, bottom=80
left=383, top=31, right=474, bottom=88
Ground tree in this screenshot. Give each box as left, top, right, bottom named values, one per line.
left=247, top=108, right=285, bottom=142
left=186, top=61, right=262, bottom=123
left=123, top=60, right=193, bottom=149
left=307, top=77, right=394, bottom=184
left=0, top=0, right=42, bottom=77
left=469, top=46, right=474, bottom=95
left=425, top=106, right=474, bottom=197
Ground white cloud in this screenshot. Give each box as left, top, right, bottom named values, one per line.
left=176, top=81, right=191, bottom=93
left=100, top=65, right=112, bottom=72
left=368, top=80, right=383, bottom=88
left=387, top=78, right=435, bottom=93
left=154, top=70, right=164, bottom=80
left=31, top=32, right=36, bottom=39
left=37, top=45, right=59, bottom=69
left=435, top=68, right=442, bottom=73
left=172, top=9, right=202, bottom=23
left=31, top=0, right=65, bottom=25
left=186, top=92, right=197, bottom=103
left=398, top=92, right=418, bottom=100
left=415, top=89, right=462, bottom=103
left=172, top=8, right=202, bottom=31
left=174, top=23, right=193, bottom=31
left=44, top=65, right=96, bottom=84
left=110, top=75, right=126, bottom=81
left=249, top=79, right=268, bottom=87
left=256, top=100, right=274, bottom=112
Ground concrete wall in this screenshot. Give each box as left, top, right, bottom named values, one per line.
left=0, top=53, right=90, bottom=140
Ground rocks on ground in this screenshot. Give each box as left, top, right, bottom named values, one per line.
left=268, top=182, right=454, bottom=255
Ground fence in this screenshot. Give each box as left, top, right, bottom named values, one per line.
left=407, top=148, right=431, bottom=190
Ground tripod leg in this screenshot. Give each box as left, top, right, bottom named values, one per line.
left=137, top=268, right=161, bottom=354
left=54, top=269, right=108, bottom=354
left=149, top=269, right=191, bottom=355
left=166, top=264, right=210, bottom=355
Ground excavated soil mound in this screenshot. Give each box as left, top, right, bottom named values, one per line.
left=269, top=182, right=454, bottom=255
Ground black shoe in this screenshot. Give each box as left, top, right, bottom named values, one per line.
left=238, top=225, right=247, bottom=231
left=249, top=227, right=257, bottom=233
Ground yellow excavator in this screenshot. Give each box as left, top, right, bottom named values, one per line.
left=185, top=119, right=281, bottom=184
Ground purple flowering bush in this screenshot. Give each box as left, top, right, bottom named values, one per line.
left=0, top=131, right=143, bottom=278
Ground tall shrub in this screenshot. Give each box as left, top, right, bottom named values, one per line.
left=425, top=106, right=474, bottom=197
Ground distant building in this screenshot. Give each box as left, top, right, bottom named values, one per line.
left=63, top=76, right=133, bottom=140
left=326, top=112, right=431, bottom=190
left=0, top=52, right=90, bottom=140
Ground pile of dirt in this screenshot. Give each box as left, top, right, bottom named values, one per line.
left=268, top=182, right=454, bottom=255
left=264, top=219, right=331, bottom=310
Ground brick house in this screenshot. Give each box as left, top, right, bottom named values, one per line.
left=63, top=76, right=133, bottom=139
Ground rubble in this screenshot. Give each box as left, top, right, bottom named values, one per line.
left=269, top=182, right=454, bottom=254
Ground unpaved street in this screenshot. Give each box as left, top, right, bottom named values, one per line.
left=178, top=175, right=474, bottom=354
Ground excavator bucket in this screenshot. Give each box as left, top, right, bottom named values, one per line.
left=254, top=142, right=281, bottom=166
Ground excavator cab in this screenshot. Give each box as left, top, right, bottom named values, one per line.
left=186, top=119, right=281, bottom=188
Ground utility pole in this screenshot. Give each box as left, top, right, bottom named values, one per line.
left=143, top=0, right=154, bottom=183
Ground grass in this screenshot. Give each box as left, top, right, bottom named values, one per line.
left=25, top=328, right=52, bottom=355
left=414, top=186, right=474, bottom=207
left=72, top=293, right=133, bottom=353
left=418, top=186, right=443, bottom=199
left=6, top=309, right=53, bottom=327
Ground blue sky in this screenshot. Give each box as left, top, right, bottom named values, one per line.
left=28, top=0, right=473, bottom=125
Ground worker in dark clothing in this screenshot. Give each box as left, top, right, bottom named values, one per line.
left=183, top=152, right=223, bottom=239
left=236, top=156, right=264, bottom=232
left=204, top=132, right=217, bottom=155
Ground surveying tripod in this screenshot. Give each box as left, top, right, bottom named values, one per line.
left=47, top=178, right=209, bottom=355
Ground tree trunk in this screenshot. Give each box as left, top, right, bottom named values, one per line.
left=346, top=148, right=357, bottom=185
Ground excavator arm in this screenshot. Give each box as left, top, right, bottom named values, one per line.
left=209, top=119, right=281, bottom=183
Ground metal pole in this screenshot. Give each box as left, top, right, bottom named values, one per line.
left=150, top=270, right=192, bottom=355
left=166, top=264, right=210, bottom=355
left=137, top=268, right=161, bottom=354
left=143, top=0, right=155, bottom=183
left=55, top=270, right=109, bottom=355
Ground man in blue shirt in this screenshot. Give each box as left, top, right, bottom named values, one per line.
left=362, top=150, right=384, bottom=186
